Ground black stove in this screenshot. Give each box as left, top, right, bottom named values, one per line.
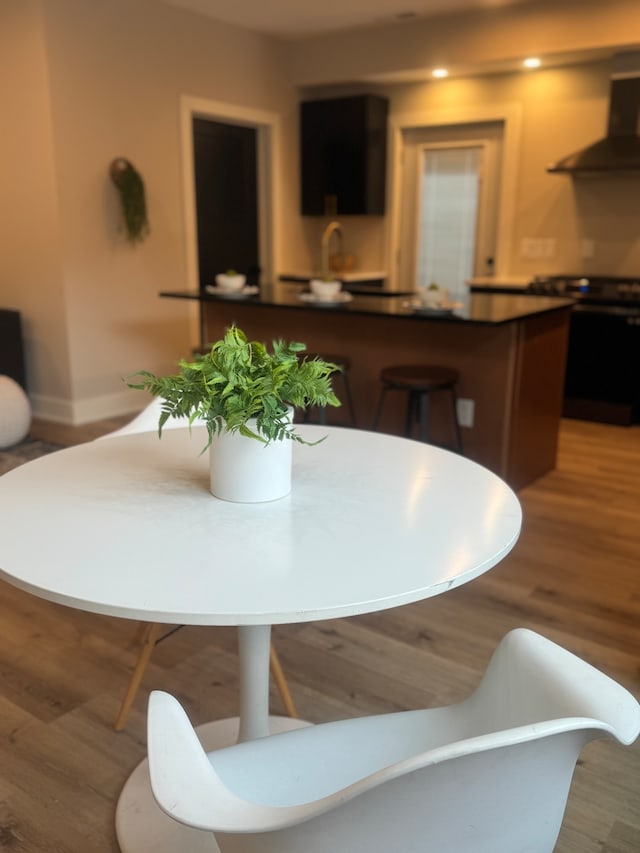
left=529, top=276, right=640, bottom=426
left=529, top=275, right=640, bottom=309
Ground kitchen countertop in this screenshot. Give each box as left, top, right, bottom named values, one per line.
left=280, top=271, right=387, bottom=284
left=160, top=283, right=575, bottom=326
left=466, top=276, right=531, bottom=290
left=172, top=282, right=573, bottom=491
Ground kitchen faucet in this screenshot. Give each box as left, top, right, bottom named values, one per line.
left=321, top=221, right=343, bottom=278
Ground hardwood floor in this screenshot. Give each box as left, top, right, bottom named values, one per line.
left=1, top=417, right=639, bottom=851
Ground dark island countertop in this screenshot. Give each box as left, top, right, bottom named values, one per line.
left=160, top=283, right=575, bottom=326
left=161, top=282, right=574, bottom=492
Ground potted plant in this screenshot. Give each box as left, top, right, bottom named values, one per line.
left=109, top=158, right=150, bottom=244
left=127, top=325, right=341, bottom=502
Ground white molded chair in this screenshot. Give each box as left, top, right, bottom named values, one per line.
left=101, top=398, right=297, bottom=730
left=147, top=628, right=640, bottom=853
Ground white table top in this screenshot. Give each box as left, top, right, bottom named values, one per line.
left=0, top=426, right=521, bottom=626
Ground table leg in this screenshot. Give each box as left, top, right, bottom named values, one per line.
left=237, top=623, right=271, bottom=742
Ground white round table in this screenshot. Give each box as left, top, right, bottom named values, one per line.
left=0, top=425, right=522, bottom=852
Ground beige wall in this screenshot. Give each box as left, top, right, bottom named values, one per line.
left=2, top=0, right=640, bottom=423
left=0, top=0, right=302, bottom=422
left=298, top=59, right=640, bottom=283
left=0, top=1, right=71, bottom=406
left=287, top=0, right=640, bottom=86
left=291, top=0, right=640, bottom=283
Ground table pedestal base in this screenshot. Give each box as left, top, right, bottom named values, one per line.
left=115, top=715, right=309, bottom=853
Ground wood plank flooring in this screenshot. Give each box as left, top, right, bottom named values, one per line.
left=1, top=416, right=639, bottom=851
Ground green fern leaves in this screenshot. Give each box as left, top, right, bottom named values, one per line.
left=127, top=325, right=341, bottom=446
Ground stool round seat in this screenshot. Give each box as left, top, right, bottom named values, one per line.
left=379, top=365, right=459, bottom=391
left=373, top=363, right=463, bottom=451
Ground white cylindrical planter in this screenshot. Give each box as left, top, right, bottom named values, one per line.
left=209, top=413, right=293, bottom=503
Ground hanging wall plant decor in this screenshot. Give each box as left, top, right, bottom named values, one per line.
left=109, top=158, right=150, bottom=244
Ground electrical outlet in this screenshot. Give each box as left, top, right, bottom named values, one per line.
left=456, top=398, right=475, bottom=428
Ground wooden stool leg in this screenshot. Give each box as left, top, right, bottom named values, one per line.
left=116, top=625, right=298, bottom=730
left=132, top=621, right=149, bottom=644
left=114, top=622, right=162, bottom=731
left=269, top=644, right=298, bottom=718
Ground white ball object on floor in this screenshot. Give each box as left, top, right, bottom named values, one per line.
left=0, top=375, right=31, bottom=449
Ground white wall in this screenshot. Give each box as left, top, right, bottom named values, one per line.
left=0, top=0, right=71, bottom=409
left=0, top=0, right=304, bottom=422
left=2, top=0, right=640, bottom=423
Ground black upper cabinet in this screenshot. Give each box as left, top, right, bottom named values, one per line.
left=300, top=94, right=388, bottom=216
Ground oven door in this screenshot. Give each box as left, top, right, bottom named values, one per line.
left=563, top=304, right=640, bottom=425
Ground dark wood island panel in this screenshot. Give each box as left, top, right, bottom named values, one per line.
left=192, top=303, right=568, bottom=492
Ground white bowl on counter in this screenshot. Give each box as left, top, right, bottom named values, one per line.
left=419, top=285, right=450, bottom=308
left=215, top=273, right=247, bottom=293
left=310, top=279, right=342, bottom=301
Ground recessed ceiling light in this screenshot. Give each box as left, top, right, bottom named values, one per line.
left=432, top=68, right=449, bottom=79
left=523, top=57, right=541, bottom=69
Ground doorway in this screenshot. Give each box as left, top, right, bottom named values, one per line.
left=398, top=121, right=503, bottom=296
left=192, top=118, right=260, bottom=289
left=179, top=95, right=281, bottom=345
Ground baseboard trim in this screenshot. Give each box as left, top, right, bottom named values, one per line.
left=30, top=389, right=145, bottom=425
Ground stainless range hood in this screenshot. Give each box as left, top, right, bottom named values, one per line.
left=548, top=53, right=640, bottom=174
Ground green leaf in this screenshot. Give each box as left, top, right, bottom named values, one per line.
left=124, top=325, right=341, bottom=449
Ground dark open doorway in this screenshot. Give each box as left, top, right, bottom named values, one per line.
left=192, top=118, right=260, bottom=289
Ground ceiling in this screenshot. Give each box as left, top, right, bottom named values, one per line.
left=161, top=0, right=537, bottom=40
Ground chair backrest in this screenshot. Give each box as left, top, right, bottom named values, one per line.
left=99, top=397, right=204, bottom=440
left=147, top=629, right=640, bottom=853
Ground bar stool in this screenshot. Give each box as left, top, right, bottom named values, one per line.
left=302, top=353, right=357, bottom=427
left=372, top=364, right=463, bottom=451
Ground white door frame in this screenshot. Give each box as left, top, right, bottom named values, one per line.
left=179, top=95, right=282, bottom=341
left=386, top=103, right=522, bottom=291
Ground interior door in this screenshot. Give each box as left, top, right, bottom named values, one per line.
left=398, top=121, right=503, bottom=296
left=192, top=118, right=260, bottom=288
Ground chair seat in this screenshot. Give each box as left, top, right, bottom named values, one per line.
left=380, top=364, right=459, bottom=391
left=147, top=628, right=640, bottom=851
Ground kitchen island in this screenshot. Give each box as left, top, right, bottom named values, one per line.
left=160, top=284, right=574, bottom=490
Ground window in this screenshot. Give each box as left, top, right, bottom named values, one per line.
left=416, top=145, right=482, bottom=292
left=398, top=121, right=503, bottom=297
